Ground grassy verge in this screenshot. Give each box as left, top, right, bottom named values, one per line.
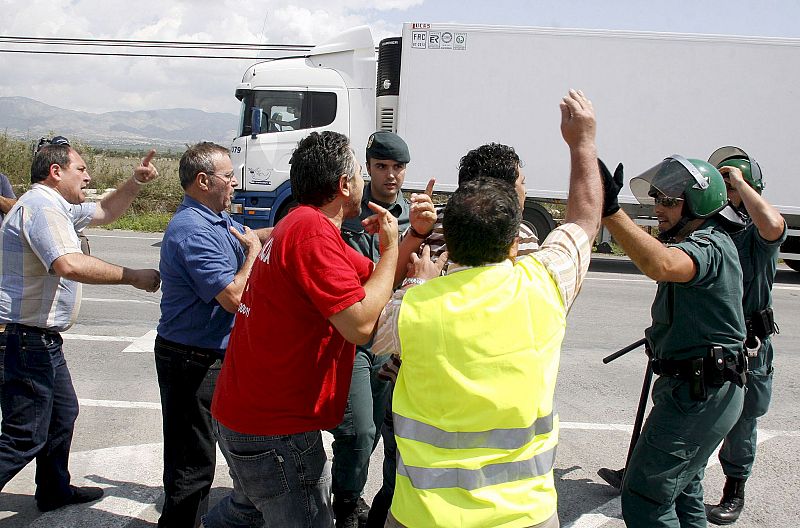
left=101, top=212, right=173, bottom=232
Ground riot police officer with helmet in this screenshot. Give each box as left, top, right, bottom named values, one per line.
left=705, top=146, right=786, bottom=525
left=600, top=155, right=748, bottom=528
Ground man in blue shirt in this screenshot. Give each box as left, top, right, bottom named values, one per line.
left=155, top=142, right=269, bottom=528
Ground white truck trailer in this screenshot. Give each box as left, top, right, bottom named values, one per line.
left=229, top=23, right=800, bottom=268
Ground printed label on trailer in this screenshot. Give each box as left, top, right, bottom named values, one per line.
left=454, top=32, right=467, bottom=50
left=440, top=31, right=453, bottom=49
left=411, top=31, right=427, bottom=49
left=428, top=31, right=441, bottom=49
left=411, top=23, right=431, bottom=29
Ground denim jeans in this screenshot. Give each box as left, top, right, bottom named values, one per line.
left=0, top=326, right=79, bottom=506
left=155, top=335, right=221, bottom=528
left=203, top=421, right=333, bottom=528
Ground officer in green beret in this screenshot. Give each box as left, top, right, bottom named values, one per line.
left=334, top=131, right=435, bottom=527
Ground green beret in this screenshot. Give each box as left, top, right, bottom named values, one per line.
left=366, top=132, right=410, bottom=163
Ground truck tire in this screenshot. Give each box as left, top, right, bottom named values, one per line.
left=781, top=236, right=800, bottom=272
left=275, top=199, right=298, bottom=224
left=523, top=202, right=556, bottom=241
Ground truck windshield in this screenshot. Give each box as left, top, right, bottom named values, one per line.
left=239, top=90, right=336, bottom=137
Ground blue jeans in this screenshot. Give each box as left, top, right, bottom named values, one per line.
left=155, top=335, right=221, bottom=528
left=203, top=421, right=333, bottom=528
left=0, top=325, right=79, bottom=506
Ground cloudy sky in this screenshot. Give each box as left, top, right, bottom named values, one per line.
left=1, top=0, right=799, bottom=115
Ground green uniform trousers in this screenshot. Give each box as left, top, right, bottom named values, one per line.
left=329, top=347, right=392, bottom=501
left=621, top=376, right=744, bottom=528
left=718, top=339, right=774, bottom=478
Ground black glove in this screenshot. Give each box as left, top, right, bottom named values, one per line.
left=599, top=159, right=624, bottom=218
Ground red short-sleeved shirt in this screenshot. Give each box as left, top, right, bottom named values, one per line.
left=212, top=205, right=373, bottom=435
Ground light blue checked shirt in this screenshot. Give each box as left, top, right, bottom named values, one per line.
left=0, top=184, right=95, bottom=331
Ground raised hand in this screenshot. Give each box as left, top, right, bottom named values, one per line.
left=133, top=149, right=159, bottom=184
left=599, top=159, right=624, bottom=217
left=409, top=178, right=437, bottom=237
left=560, top=89, right=596, bottom=148
left=363, top=201, right=399, bottom=254
left=407, top=245, right=448, bottom=281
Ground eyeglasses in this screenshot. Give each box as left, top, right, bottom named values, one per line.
left=653, top=195, right=684, bottom=208
left=209, top=171, right=235, bottom=185
left=35, top=136, right=70, bottom=154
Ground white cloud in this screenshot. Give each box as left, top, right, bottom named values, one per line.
left=0, top=0, right=422, bottom=114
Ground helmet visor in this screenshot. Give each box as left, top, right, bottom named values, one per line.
left=629, top=155, right=702, bottom=206
left=707, top=145, right=763, bottom=189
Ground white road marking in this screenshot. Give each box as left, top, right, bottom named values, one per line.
left=121, top=330, right=157, bottom=353
left=82, top=297, right=158, bottom=304
left=86, top=234, right=162, bottom=241
left=79, top=399, right=161, bottom=410
left=62, top=334, right=138, bottom=342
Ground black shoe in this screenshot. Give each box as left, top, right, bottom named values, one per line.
left=355, top=497, right=370, bottom=527
left=334, top=497, right=361, bottom=528
left=37, top=485, right=104, bottom=512
left=597, top=467, right=625, bottom=491
left=708, top=477, right=746, bottom=525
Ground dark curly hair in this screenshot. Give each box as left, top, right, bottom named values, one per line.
left=458, top=143, right=521, bottom=186
left=443, top=177, right=521, bottom=266
left=290, top=131, right=357, bottom=206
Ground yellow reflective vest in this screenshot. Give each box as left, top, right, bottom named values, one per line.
left=392, top=257, right=566, bottom=527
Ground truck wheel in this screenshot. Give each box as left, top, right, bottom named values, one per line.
left=523, top=202, right=556, bottom=241
left=275, top=199, right=298, bottom=224
left=781, top=236, right=800, bottom=272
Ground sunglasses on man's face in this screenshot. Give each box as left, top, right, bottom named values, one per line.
left=653, top=195, right=684, bottom=208
left=35, top=136, right=70, bottom=153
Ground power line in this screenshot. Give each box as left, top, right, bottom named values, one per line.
left=0, top=35, right=313, bottom=50
left=0, top=48, right=305, bottom=60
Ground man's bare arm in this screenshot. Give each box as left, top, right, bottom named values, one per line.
left=90, top=149, right=159, bottom=226
left=0, top=196, right=16, bottom=215
left=215, top=226, right=262, bottom=313
left=603, top=210, right=697, bottom=283
left=51, top=252, right=161, bottom=292
left=330, top=203, right=399, bottom=345
left=560, top=89, right=602, bottom=239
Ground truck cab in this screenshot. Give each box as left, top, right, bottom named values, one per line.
left=230, top=27, right=377, bottom=228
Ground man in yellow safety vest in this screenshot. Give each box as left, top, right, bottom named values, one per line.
left=372, top=89, right=602, bottom=528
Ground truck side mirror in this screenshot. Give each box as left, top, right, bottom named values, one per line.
left=251, top=108, right=264, bottom=138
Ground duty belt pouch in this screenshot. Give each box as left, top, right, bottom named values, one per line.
left=748, top=307, right=777, bottom=339
left=689, top=357, right=707, bottom=401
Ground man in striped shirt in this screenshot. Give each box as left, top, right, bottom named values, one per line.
left=0, top=140, right=161, bottom=512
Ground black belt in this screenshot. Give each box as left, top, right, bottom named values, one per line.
left=651, top=347, right=746, bottom=391
left=3, top=323, right=60, bottom=339
left=155, top=335, right=224, bottom=362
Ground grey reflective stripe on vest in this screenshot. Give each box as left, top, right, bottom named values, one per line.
left=393, top=411, right=554, bottom=450
left=396, top=446, right=557, bottom=491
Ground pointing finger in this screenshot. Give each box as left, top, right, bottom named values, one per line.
left=425, top=178, right=435, bottom=196
left=142, top=149, right=156, bottom=167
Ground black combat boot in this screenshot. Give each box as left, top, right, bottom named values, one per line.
left=333, top=496, right=369, bottom=528
left=707, top=477, right=746, bottom=525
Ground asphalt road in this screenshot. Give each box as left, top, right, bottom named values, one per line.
left=1, top=229, right=798, bottom=527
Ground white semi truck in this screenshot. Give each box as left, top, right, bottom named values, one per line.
left=229, top=23, right=800, bottom=269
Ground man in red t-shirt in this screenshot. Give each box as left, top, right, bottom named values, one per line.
left=203, top=131, right=399, bottom=528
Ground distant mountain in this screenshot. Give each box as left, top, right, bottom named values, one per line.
left=0, top=96, right=238, bottom=151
